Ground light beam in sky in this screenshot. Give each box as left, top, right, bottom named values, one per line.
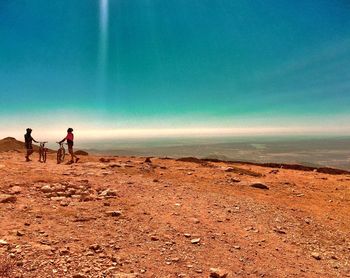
left=98, top=0, right=109, bottom=95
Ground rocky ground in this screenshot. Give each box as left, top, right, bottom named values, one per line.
left=0, top=151, right=350, bottom=277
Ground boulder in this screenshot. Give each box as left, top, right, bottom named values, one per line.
left=0, top=194, right=17, bottom=203
left=209, top=268, right=229, bottom=278
left=75, top=150, right=88, bottom=156
left=250, top=183, right=269, bottom=190
left=9, top=186, right=22, bottom=194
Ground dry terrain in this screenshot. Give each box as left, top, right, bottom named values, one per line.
left=1, top=148, right=350, bottom=277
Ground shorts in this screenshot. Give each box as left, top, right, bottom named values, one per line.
left=25, top=143, right=33, bottom=150
left=67, top=140, right=73, bottom=149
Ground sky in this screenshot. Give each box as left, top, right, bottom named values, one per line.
left=1, top=0, right=350, bottom=140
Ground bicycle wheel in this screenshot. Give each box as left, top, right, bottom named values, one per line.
left=61, top=148, right=65, bottom=162
left=56, top=149, right=61, bottom=164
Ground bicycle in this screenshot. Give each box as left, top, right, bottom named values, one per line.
left=38, top=141, right=48, bottom=163
left=56, top=142, right=66, bottom=164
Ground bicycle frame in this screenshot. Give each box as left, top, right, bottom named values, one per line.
left=38, top=141, right=48, bottom=163
left=56, top=142, right=66, bottom=164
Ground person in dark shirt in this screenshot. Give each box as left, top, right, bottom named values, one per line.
left=24, top=128, right=38, bottom=162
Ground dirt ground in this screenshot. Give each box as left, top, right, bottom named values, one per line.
left=0, top=151, right=350, bottom=277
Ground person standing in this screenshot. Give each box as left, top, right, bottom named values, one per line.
left=59, top=128, right=79, bottom=164
left=24, top=128, right=38, bottom=162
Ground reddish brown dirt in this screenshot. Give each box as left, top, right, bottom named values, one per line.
left=0, top=151, right=350, bottom=277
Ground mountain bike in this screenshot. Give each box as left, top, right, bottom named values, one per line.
left=56, top=142, right=66, bottom=164
left=38, top=141, right=48, bottom=163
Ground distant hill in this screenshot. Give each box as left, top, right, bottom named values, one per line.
left=0, top=137, right=53, bottom=153
left=0, top=137, right=27, bottom=152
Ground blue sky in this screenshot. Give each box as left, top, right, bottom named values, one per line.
left=1, top=0, right=350, bottom=139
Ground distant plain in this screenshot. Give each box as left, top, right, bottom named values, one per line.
left=76, top=136, right=350, bottom=170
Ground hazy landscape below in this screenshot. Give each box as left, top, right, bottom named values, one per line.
left=76, top=136, right=350, bottom=170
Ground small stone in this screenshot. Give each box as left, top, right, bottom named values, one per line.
left=331, top=255, right=338, bottom=260
left=59, top=248, right=69, bottom=256
left=73, top=274, right=86, bottom=278
left=106, top=211, right=122, bottom=217
left=9, top=186, right=22, bottom=194
left=113, top=273, right=137, bottom=278
left=0, top=194, right=17, bottom=203
left=273, top=227, right=286, bottom=234
left=269, top=169, right=279, bottom=174
left=40, top=185, right=52, bottom=193
left=16, top=230, right=25, bottom=236
left=89, top=244, right=101, bottom=252
left=151, top=235, right=159, bottom=241
left=71, top=195, right=82, bottom=199
left=224, top=167, right=235, bottom=172
left=100, top=189, right=117, bottom=197
left=184, top=233, right=191, bottom=238
left=60, top=200, right=69, bottom=207
left=250, top=183, right=269, bottom=190
left=191, top=218, right=200, bottom=224
left=144, top=157, right=152, bottom=163
left=51, top=196, right=66, bottom=201
left=311, top=252, right=321, bottom=260
left=191, top=238, right=201, bottom=244
left=233, top=245, right=241, bottom=250
left=209, top=268, right=229, bottom=278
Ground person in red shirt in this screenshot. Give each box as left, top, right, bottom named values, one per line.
left=59, top=128, right=79, bottom=163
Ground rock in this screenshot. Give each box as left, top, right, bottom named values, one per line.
left=144, top=157, right=152, bottom=163
left=99, top=157, right=111, bottom=163
left=191, top=218, right=200, bottom=224
left=60, top=200, right=69, bottom=207
left=269, top=169, right=279, bottom=174
left=0, top=239, right=8, bottom=245
left=209, top=268, right=229, bottom=278
left=59, top=248, right=70, bottom=255
left=51, top=197, right=66, bottom=201
left=113, top=273, right=137, bottom=278
left=228, top=178, right=240, bottom=183
left=100, top=189, right=117, bottom=197
left=233, top=245, right=241, bottom=250
left=0, top=194, right=17, bottom=203
left=9, top=186, right=22, bottom=194
left=191, top=238, right=201, bottom=244
left=311, top=252, right=321, bottom=260
left=75, top=150, right=88, bottom=156
left=72, top=274, right=87, bottom=278
left=16, top=230, right=25, bottom=236
left=273, top=227, right=286, bottom=234
left=106, top=210, right=122, bottom=217
left=89, top=244, right=102, bottom=253
left=41, top=185, right=53, bottom=193
left=250, top=183, right=269, bottom=190
left=151, top=235, right=159, bottom=241
left=224, top=167, right=235, bottom=172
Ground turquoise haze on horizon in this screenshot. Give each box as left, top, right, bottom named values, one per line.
left=1, top=0, right=350, bottom=134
